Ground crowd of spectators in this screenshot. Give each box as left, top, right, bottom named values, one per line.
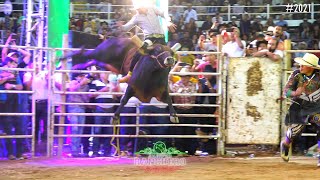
left=65, top=1, right=320, bottom=64
left=1, top=0, right=320, bottom=53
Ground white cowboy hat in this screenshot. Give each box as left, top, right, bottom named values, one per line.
left=294, top=53, right=320, bottom=69
left=267, top=26, right=274, bottom=32
left=179, top=66, right=192, bottom=76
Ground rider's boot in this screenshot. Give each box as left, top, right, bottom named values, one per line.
left=280, top=137, right=291, bottom=162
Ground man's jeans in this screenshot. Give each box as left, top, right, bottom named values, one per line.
left=68, top=105, right=85, bottom=153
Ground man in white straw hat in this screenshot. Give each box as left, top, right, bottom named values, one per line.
left=280, top=53, right=320, bottom=167
left=117, top=0, right=177, bottom=83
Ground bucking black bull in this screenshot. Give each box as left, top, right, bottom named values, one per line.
left=62, top=36, right=181, bottom=123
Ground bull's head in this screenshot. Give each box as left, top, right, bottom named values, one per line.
left=149, top=43, right=181, bottom=69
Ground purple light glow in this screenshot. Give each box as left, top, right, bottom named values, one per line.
left=25, top=157, right=135, bottom=167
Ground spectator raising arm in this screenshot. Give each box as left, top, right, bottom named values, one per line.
left=10, top=40, right=32, bottom=65
left=1, top=34, right=14, bottom=62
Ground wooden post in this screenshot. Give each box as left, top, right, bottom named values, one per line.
left=284, top=39, right=292, bottom=70
left=281, top=39, right=292, bottom=142
left=57, top=34, right=69, bottom=157
left=216, top=34, right=225, bottom=155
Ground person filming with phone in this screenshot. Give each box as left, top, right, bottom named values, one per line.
left=221, top=27, right=245, bottom=58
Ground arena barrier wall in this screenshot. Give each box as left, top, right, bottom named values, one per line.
left=1, top=41, right=319, bottom=158
left=226, top=57, right=282, bottom=144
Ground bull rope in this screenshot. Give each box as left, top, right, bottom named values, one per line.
left=110, top=121, right=121, bottom=157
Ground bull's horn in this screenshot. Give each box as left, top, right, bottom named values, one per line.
left=171, top=43, right=181, bottom=52
left=130, top=35, right=143, bottom=48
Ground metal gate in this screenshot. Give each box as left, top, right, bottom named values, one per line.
left=226, top=57, right=282, bottom=144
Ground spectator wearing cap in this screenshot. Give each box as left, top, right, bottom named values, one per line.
left=89, top=72, right=121, bottom=157
left=228, top=16, right=238, bottom=28
left=67, top=69, right=91, bottom=157
left=117, top=83, right=141, bottom=156
left=183, top=3, right=198, bottom=24
left=170, top=66, right=198, bottom=155
left=192, top=50, right=218, bottom=79
left=1, top=33, right=31, bottom=67
left=250, top=15, right=263, bottom=34
left=221, top=27, right=245, bottom=57
left=253, top=37, right=283, bottom=61
left=1, top=33, right=31, bottom=158
left=0, top=57, right=24, bottom=160
left=199, top=32, right=217, bottom=52
left=275, top=15, right=288, bottom=27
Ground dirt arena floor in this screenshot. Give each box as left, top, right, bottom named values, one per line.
left=0, top=155, right=319, bottom=180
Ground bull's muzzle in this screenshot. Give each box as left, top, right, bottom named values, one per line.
left=164, top=57, right=175, bottom=67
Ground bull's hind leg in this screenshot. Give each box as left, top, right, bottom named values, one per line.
left=161, top=90, right=179, bottom=123
left=71, top=60, right=97, bottom=70
left=112, top=86, right=135, bottom=124
left=72, top=60, right=120, bottom=74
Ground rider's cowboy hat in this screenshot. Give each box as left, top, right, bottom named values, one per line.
left=132, top=0, right=150, bottom=10
left=294, top=53, right=320, bottom=69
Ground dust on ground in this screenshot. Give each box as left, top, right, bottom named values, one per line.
left=0, top=155, right=319, bottom=180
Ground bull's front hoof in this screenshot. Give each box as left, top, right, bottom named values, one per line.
left=112, top=116, right=120, bottom=125
left=170, top=116, right=179, bottom=123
